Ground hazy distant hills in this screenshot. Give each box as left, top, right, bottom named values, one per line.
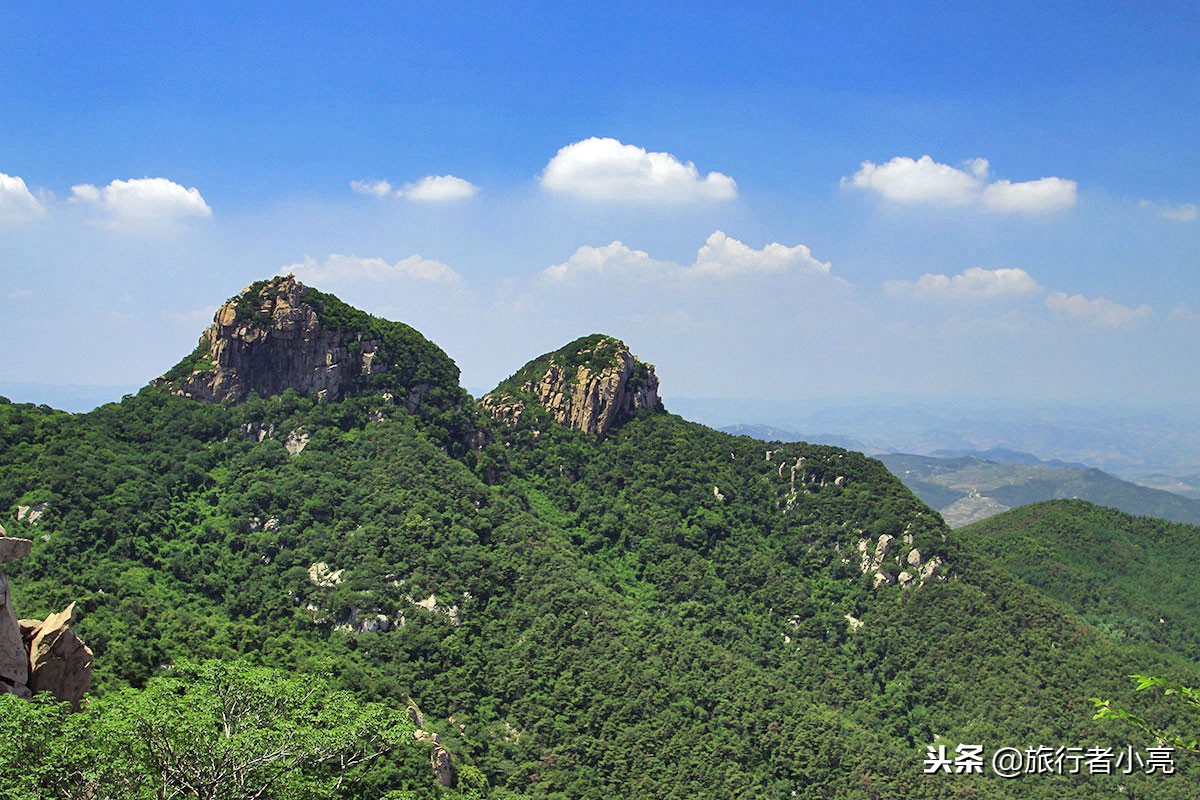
left=927, top=446, right=1087, bottom=469
left=877, top=452, right=1200, bottom=527
left=1131, top=472, right=1200, bottom=500
left=686, top=396, right=1200, bottom=487
left=717, top=423, right=868, bottom=451
left=721, top=421, right=1200, bottom=527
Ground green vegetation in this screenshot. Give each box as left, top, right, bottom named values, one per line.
left=159, top=336, right=214, bottom=383
left=1094, top=675, right=1200, bottom=754
left=2, top=291, right=1198, bottom=797
left=0, top=659, right=503, bottom=800
left=301, top=283, right=465, bottom=409
left=489, top=334, right=628, bottom=398
left=959, top=500, right=1200, bottom=659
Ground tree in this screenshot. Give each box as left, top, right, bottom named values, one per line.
left=0, top=659, right=417, bottom=800
left=1093, top=674, right=1200, bottom=753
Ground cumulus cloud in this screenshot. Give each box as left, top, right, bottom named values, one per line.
left=843, top=155, right=981, bottom=206
left=1140, top=199, right=1198, bottom=222
left=1045, top=291, right=1152, bottom=328
left=885, top=267, right=1042, bottom=299
left=539, top=137, right=737, bottom=203
left=542, top=241, right=671, bottom=281
left=281, top=253, right=464, bottom=286
left=350, top=179, right=394, bottom=198
left=401, top=174, right=479, bottom=201
left=980, top=177, right=1077, bottom=213
left=843, top=155, right=1076, bottom=214
left=0, top=172, right=46, bottom=222
left=70, top=177, right=211, bottom=228
left=351, top=175, right=479, bottom=201
left=691, top=231, right=831, bottom=277
left=544, top=231, right=831, bottom=282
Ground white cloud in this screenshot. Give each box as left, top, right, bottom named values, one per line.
left=1167, top=304, right=1199, bottom=324
left=843, top=155, right=1077, bottom=214
left=401, top=174, right=479, bottom=201
left=544, top=231, right=831, bottom=282
left=843, top=155, right=981, bottom=206
left=1140, top=199, right=1198, bottom=222
left=980, top=177, right=1077, bottom=213
left=282, top=253, right=464, bottom=286
left=350, top=179, right=394, bottom=198
left=542, top=241, right=674, bottom=281
left=885, top=267, right=1042, bottom=299
left=70, top=177, right=212, bottom=228
left=1045, top=291, right=1152, bottom=328
left=691, top=231, right=831, bottom=277
left=0, top=172, right=46, bottom=222
left=539, top=137, right=737, bottom=203
left=351, top=175, right=479, bottom=202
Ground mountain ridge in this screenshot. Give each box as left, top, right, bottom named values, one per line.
left=2, top=279, right=1197, bottom=797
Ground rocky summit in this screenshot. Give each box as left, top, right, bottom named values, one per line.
left=481, top=333, right=661, bottom=435
left=158, top=275, right=463, bottom=411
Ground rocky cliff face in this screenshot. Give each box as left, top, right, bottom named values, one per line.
left=159, top=275, right=462, bottom=410
left=162, top=275, right=372, bottom=403
left=482, top=334, right=662, bottom=435
left=0, top=524, right=93, bottom=710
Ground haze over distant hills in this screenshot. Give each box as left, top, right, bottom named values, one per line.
left=685, top=396, right=1200, bottom=492
left=876, top=452, right=1200, bottom=528
left=718, top=413, right=1200, bottom=526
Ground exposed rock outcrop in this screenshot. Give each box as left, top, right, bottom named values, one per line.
left=307, top=562, right=344, bottom=588
left=158, top=275, right=463, bottom=412
left=0, top=572, right=30, bottom=695
left=24, top=603, right=94, bottom=711
left=482, top=334, right=662, bottom=435
left=407, top=698, right=457, bottom=788
left=855, top=533, right=949, bottom=589
left=16, top=502, right=48, bottom=526
left=0, top=533, right=92, bottom=708
left=431, top=744, right=455, bottom=787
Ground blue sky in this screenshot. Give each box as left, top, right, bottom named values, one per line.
left=2, top=2, right=1197, bottom=410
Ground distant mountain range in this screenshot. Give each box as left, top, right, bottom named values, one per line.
left=721, top=424, right=1200, bottom=527
left=683, top=397, right=1200, bottom=487
left=876, top=452, right=1200, bottom=527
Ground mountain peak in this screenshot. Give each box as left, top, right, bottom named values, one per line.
left=481, top=333, right=662, bottom=435
left=157, top=275, right=462, bottom=410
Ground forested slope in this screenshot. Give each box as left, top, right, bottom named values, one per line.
left=0, top=280, right=1196, bottom=798
left=959, top=500, right=1200, bottom=660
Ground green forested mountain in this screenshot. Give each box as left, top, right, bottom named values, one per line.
left=959, top=500, right=1200, bottom=661
left=0, top=278, right=1196, bottom=799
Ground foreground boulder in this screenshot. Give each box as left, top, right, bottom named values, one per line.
left=0, top=571, right=29, bottom=697
left=0, top=529, right=92, bottom=709
left=23, top=602, right=94, bottom=712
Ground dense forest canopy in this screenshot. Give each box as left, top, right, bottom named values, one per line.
left=0, top=280, right=1196, bottom=798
